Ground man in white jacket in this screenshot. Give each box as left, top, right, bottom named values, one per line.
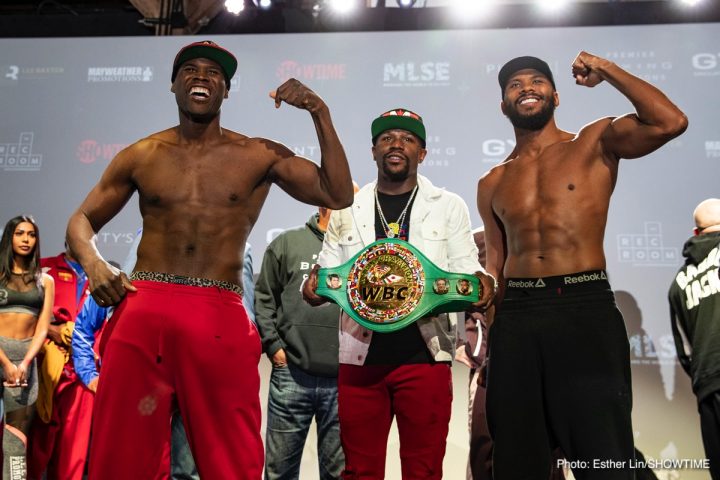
left=304, top=108, right=496, bottom=479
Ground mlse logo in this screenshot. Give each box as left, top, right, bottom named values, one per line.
left=692, top=53, right=720, bottom=76
left=361, top=285, right=410, bottom=302
left=383, top=62, right=450, bottom=86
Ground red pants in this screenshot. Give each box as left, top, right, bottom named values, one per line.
left=27, top=362, right=94, bottom=480
left=338, top=363, right=452, bottom=480
left=88, top=280, right=263, bottom=480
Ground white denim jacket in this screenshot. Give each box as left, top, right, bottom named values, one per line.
left=317, top=174, right=483, bottom=366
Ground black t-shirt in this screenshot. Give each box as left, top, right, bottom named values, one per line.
left=365, top=188, right=432, bottom=365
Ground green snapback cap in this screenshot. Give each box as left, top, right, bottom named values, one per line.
left=371, top=108, right=426, bottom=144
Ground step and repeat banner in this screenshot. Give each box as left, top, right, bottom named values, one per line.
left=2, top=23, right=719, bottom=478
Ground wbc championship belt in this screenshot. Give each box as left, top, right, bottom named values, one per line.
left=316, top=238, right=480, bottom=332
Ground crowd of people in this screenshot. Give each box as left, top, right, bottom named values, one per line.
left=0, top=39, right=713, bottom=480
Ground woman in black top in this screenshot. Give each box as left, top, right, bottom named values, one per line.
left=0, top=215, right=54, bottom=476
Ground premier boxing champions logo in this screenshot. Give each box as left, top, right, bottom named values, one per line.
left=605, top=50, right=672, bottom=83
left=0, top=132, right=43, bottom=172
left=423, top=136, right=456, bottom=168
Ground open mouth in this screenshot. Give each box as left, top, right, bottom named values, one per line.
left=518, top=96, right=540, bottom=106
left=190, top=86, right=210, bottom=99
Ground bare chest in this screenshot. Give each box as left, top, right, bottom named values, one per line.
left=134, top=149, right=262, bottom=209
left=492, top=149, right=609, bottom=221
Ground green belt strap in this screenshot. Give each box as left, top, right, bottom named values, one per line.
left=317, top=238, right=480, bottom=332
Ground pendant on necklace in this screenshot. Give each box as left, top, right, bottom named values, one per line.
left=387, top=223, right=400, bottom=237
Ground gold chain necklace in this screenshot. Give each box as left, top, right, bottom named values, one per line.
left=374, top=185, right=418, bottom=238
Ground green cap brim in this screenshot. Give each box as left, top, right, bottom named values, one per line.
left=371, top=116, right=426, bottom=143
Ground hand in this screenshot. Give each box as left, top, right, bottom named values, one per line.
left=2, top=362, right=20, bottom=387
left=455, top=345, right=474, bottom=369
left=88, top=377, right=99, bottom=393
left=16, top=362, right=29, bottom=387
left=269, top=78, right=328, bottom=114
left=87, top=259, right=136, bottom=307
left=271, top=349, right=288, bottom=368
left=472, top=271, right=497, bottom=311
left=571, top=51, right=612, bottom=88
left=46, top=323, right=65, bottom=345
left=302, top=265, right=327, bottom=306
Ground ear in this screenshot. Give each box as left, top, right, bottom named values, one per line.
left=170, top=83, right=176, bottom=93
left=500, top=100, right=508, bottom=117
left=693, top=227, right=701, bottom=236
left=224, top=85, right=230, bottom=99
left=553, top=91, right=559, bottom=107
left=418, top=148, right=427, bottom=164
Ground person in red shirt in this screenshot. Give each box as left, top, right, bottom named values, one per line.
left=27, top=244, right=93, bottom=480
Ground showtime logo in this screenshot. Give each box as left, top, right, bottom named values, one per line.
left=0, top=132, right=42, bottom=171
left=276, top=61, right=346, bottom=83
left=383, top=62, right=450, bottom=87
left=77, top=140, right=126, bottom=164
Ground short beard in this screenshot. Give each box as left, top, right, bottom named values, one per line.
left=506, top=100, right=555, bottom=131
left=381, top=159, right=410, bottom=182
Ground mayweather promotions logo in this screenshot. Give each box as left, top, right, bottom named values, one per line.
left=347, top=242, right=424, bottom=325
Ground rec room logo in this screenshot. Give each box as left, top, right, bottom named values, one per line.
left=616, top=222, right=678, bottom=266
left=0, top=132, right=43, bottom=172
left=383, top=62, right=450, bottom=87
left=87, top=66, right=154, bottom=83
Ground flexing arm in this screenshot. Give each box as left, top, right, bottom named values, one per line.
left=268, top=79, right=353, bottom=210
left=571, top=51, right=688, bottom=160
left=67, top=147, right=138, bottom=305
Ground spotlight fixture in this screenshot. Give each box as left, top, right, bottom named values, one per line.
left=328, top=0, right=357, bottom=14
left=396, top=0, right=417, bottom=7
left=225, top=0, right=245, bottom=14
left=258, top=0, right=272, bottom=8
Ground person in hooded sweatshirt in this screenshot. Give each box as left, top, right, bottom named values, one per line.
left=668, top=197, right=720, bottom=479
